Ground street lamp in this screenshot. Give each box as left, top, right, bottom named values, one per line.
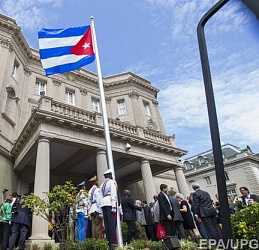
left=197, top=0, right=231, bottom=249
left=242, top=0, right=259, bottom=19
left=197, top=0, right=259, bottom=249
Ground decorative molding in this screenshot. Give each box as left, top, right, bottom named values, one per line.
left=105, top=97, right=111, bottom=103
left=23, top=65, right=31, bottom=76
left=9, top=44, right=14, bottom=52
left=2, top=113, right=16, bottom=126
left=79, top=88, right=87, bottom=96
left=65, top=72, right=77, bottom=82
left=6, top=86, right=19, bottom=101
left=147, top=118, right=158, bottom=131
left=128, top=90, right=139, bottom=99
left=53, top=78, right=62, bottom=87
left=152, top=99, right=159, bottom=107
left=28, top=98, right=39, bottom=105
left=0, top=37, right=12, bottom=49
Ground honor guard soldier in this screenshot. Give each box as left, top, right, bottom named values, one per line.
left=100, top=169, right=118, bottom=248
left=88, top=175, right=103, bottom=239
left=75, top=181, right=88, bottom=242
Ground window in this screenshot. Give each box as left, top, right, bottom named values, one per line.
left=117, top=100, right=127, bottom=115
left=35, top=79, right=47, bottom=95
left=224, top=171, right=230, bottom=181
left=143, top=102, right=151, bottom=116
left=12, top=60, right=19, bottom=79
left=204, top=176, right=212, bottom=185
left=227, top=189, right=237, bottom=198
left=65, top=90, right=75, bottom=105
left=92, top=99, right=100, bottom=112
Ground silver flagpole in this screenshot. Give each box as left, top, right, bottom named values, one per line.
left=90, top=16, right=123, bottom=247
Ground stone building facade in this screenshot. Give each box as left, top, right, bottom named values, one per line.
left=183, top=143, right=259, bottom=200
left=0, top=14, right=190, bottom=244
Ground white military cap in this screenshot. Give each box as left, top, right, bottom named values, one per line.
left=89, top=175, right=97, bottom=182
left=103, top=169, right=112, bottom=176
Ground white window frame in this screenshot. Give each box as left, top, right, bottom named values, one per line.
left=117, top=99, right=127, bottom=116
left=143, top=102, right=151, bottom=116
left=227, top=188, right=237, bottom=198
left=65, top=90, right=75, bottom=105
left=204, top=176, right=212, bottom=185
left=92, top=99, right=100, bottom=112
left=35, top=79, right=47, bottom=96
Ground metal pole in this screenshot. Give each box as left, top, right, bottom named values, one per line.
left=197, top=1, right=233, bottom=249
left=90, top=16, right=123, bottom=247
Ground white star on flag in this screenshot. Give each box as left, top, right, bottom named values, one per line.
left=82, top=42, right=90, bottom=50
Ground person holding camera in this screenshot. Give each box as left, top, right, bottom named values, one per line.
left=236, top=187, right=258, bottom=209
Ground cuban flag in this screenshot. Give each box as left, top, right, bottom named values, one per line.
left=38, top=25, right=95, bottom=76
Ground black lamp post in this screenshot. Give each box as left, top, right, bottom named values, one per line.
left=197, top=0, right=259, bottom=249
left=197, top=0, right=232, bottom=249
left=242, top=0, right=259, bottom=19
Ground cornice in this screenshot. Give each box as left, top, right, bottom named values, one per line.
left=11, top=109, right=186, bottom=158
left=184, top=155, right=259, bottom=178
left=104, top=77, right=159, bottom=94
left=0, top=14, right=39, bottom=63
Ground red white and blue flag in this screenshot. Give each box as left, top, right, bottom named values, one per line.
left=38, top=25, right=95, bottom=76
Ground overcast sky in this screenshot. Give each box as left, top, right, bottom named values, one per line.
left=1, top=0, right=259, bottom=158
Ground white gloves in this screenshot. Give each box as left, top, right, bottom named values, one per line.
left=111, top=207, right=117, bottom=213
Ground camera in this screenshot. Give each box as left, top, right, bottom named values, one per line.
left=125, top=143, right=131, bottom=150
left=2, top=188, right=8, bottom=193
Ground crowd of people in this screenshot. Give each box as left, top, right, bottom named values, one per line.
left=0, top=169, right=258, bottom=250
left=120, top=183, right=259, bottom=247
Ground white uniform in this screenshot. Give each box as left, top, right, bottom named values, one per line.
left=76, top=190, right=88, bottom=214
left=100, top=178, right=118, bottom=209
left=88, top=185, right=102, bottom=215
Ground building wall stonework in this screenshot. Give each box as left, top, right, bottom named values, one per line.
left=184, top=144, right=259, bottom=200
left=0, top=153, right=17, bottom=201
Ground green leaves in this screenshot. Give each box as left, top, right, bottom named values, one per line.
left=231, top=202, right=259, bottom=241
left=21, top=181, right=78, bottom=246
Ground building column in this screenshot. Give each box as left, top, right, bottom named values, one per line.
left=140, top=158, right=156, bottom=204
left=174, top=165, right=190, bottom=198
left=29, top=138, right=52, bottom=241
left=96, top=149, right=108, bottom=184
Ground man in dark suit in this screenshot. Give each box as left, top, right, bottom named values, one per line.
left=9, top=194, right=31, bottom=250
left=191, top=182, right=222, bottom=242
left=142, top=200, right=156, bottom=241
left=238, top=187, right=257, bottom=209
left=121, top=190, right=141, bottom=244
left=158, top=184, right=174, bottom=236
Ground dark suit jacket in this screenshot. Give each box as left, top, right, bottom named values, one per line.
left=192, top=189, right=216, bottom=218
left=11, top=196, right=31, bottom=227
left=158, top=191, right=173, bottom=220
left=168, top=196, right=184, bottom=221
left=240, top=194, right=257, bottom=205
left=143, top=204, right=154, bottom=225
left=121, top=195, right=141, bottom=221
